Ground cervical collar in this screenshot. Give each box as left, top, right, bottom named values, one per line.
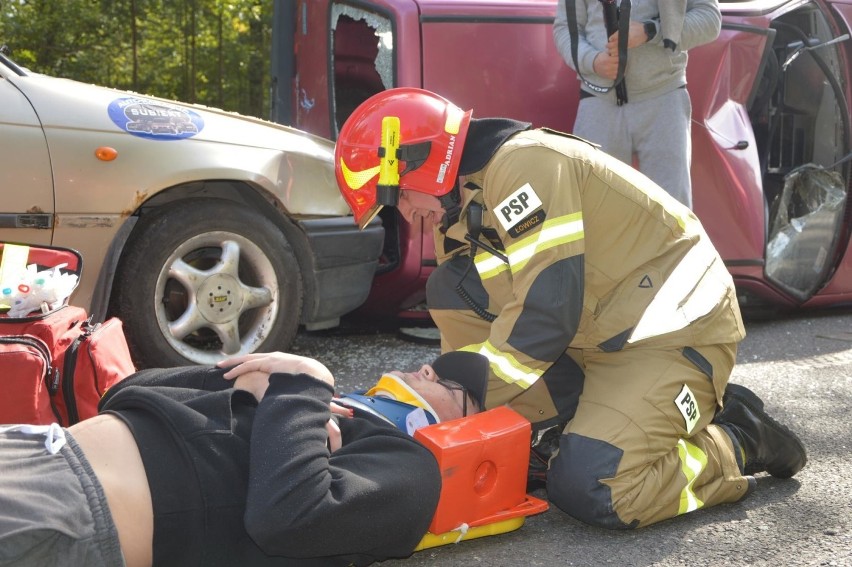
left=339, top=374, right=440, bottom=435
left=365, top=374, right=441, bottom=419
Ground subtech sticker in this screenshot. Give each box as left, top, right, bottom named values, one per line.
left=108, top=97, right=204, bottom=140
left=495, top=183, right=544, bottom=234
left=675, top=384, right=701, bottom=434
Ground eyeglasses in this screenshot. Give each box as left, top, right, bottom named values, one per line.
left=437, top=378, right=470, bottom=417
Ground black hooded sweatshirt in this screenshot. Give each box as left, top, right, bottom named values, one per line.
left=98, top=365, right=440, bottom=567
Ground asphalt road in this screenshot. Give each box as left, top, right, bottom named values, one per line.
left=290, top=308, right=852, bottom=567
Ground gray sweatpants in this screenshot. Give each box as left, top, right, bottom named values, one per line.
left=0, top=425, right=125, bottom=567
left=573, top=87, right=693, bottom=208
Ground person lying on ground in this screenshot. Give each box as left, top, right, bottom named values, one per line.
left=0, top=350, right=487, bottom=567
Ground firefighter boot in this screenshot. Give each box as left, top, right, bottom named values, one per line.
left=713, top=384, right=807, bottom=478
left=527, top=424, right=562, bottom=492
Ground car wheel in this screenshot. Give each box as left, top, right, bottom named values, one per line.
left=111, top=199, right=303, bottom=368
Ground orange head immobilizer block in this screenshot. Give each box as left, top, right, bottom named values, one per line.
left=413, top=405, right=548, bottom=549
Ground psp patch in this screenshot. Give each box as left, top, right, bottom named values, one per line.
left=675, top=384, right=701, bottom=434
left=495, top=183, right=544, bottom=237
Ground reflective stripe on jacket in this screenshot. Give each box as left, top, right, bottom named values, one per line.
left=438, top=129, right=745, bottom=410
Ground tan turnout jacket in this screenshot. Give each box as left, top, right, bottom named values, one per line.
left=435, top=129, right=745, bottom=420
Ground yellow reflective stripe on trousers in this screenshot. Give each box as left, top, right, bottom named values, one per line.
left=676, top=438, right=707, bottom=515
left=461, top=342, right=542, bottom=389
left=628, top=238, right=730, bottom=343
left=474, top=213, right=584, bottom=280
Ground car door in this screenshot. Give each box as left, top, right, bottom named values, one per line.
left=759, top=1, right=851, bottom=303
left=0, top=66, right=54, bottom=246
left=692, top=1, right=852, bottom=305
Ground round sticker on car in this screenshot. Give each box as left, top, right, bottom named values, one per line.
left=108, top=97, right=204, bottom=140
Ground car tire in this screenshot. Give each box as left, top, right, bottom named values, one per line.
left=110, top=199, right=303, bottom=368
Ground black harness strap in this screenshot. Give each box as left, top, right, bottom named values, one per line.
left=566, top=0, right=631, bottom=105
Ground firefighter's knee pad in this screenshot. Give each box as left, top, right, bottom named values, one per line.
left=547, top=432, right=636, bottom=530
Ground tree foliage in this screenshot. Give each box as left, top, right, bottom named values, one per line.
left=0, top=0, right=272, bottom=118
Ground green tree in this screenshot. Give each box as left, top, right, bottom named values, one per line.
left=0, top=0, right=273, bottom=118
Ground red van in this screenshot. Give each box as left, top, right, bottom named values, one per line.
left=282, top=0, right=852, bottom=318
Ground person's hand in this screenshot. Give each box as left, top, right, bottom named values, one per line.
left=592, top=51, right=620, bottom=80
left=326, top=417, right=342, bottom=452
left=232, top=370, right=271, bottom=402
left=326, top=401, right=353, bottom=452
left=218, top=352, right=335, bottom=388
left=607, top=20, right=649, bottom=52
left=330, top=400, right=354, bottom=418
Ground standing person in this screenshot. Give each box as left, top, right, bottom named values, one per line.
left=334, top=87, right=807, bottom=529
left=552, top=0, right=722, bottom=208
left=0, top=350, right=487, bottom=567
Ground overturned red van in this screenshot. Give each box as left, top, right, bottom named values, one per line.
left=279, top=0, right=852, bottom=318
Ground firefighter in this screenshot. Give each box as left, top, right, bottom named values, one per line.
left=334, top=87, right=806, bottom=529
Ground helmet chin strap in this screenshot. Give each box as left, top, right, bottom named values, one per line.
left=439, top=181, right=462, bottom=230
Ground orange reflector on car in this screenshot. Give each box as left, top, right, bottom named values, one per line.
left=95, top=147, right=118, bottom=161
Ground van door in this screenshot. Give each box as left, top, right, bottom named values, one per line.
left=753, top=3, right=850, bottom=301
left=692, top=2, right=851, bottom=303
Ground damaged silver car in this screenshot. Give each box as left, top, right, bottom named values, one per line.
left=0, top=48, right=384, bottom=367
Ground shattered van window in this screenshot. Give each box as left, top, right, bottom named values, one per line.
left=765, top=163, right=848, bottom=299
left=331, top=4, right=393, bottom=90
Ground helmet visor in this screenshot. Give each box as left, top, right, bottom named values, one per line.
left=357, top=204, right=383, bottom=231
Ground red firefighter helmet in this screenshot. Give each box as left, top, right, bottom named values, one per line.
left=334, top=88, right=473, bottom=229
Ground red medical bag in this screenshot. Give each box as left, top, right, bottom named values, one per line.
left=0, top=243, right=135, bottom=426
